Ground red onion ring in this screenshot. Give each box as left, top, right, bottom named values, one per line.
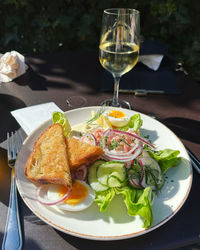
left=103, top=154, right=135, bottom=162
left=80, top=133, right=97, bottom=146
left=36, top=184, right=72, bottom=206
left=129, top=178, right=142, bottom=189
left=101, top=129, right=139, bottom=156
left=104, top=139, right=139, bottom=157
left=103, top=143, right=143, bottom=162
left=75, top=165, right=88, bottom=181
left=103, top=129, right=155, bottom=149
left=101, top=129, right=154, bottom=162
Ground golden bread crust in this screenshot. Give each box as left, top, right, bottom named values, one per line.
left=25, top=124, right=72, bottom=188
left=66, top=137, right=104, bottom=170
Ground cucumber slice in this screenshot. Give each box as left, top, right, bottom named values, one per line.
left=107, top=176, right=122, bottom=187
left=88, top=160, right=108, bottom=192
left=140, top=155, right=164, bottom=190
left=97, top=161, right=126, bottom=187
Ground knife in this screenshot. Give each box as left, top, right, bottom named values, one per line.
left=148, top=112, right=200, bottom=174
left=186, top=147, right=200, bottom=174
left=119, top=89, right=164, bottom=96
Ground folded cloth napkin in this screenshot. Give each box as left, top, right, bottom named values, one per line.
left=138, top=39, right=169, bottom=71
left=0, top=51, right=28, bottom=83
left=138, top=54, right=163, bottom=71
left=11, top=102, right=63, bottom=135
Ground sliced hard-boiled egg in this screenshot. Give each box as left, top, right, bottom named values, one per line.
left=47, top=180, right=95, bottom=211
left=104, top=110, right=130, bottom=127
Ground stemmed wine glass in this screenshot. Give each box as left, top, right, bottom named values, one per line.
left=99, top=8, right=140, bottom=109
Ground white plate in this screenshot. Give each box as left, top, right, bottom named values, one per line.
left=15, top=106, right=192, bottom=240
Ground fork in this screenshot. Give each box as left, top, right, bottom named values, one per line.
left=2, top=131, right=23, bottom=250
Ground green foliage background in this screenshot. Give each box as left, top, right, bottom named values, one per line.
left=0, top=0, right=199, bottom=80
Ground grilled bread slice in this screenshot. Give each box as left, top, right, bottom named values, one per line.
left=25, top=123, right=72, bottom=188
left=66, top=137, right=104, bottom=170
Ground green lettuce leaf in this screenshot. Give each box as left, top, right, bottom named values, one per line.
left=129, top=114, right=143, bottom=132
left=148, top=149, right=181, bottom=174
left=94, top=189, right=115, bottom=212
left=120, top=114, right=143, bottom=132
left=95, top=186, right=153, bottom=228
left=52, top=111, right=71, bottom=137
left=115, top=186, right=153, bottom=228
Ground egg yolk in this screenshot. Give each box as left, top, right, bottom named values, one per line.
left=109, top=110, right=126, bottom=118
left=59, top=181, right=88, bottom=206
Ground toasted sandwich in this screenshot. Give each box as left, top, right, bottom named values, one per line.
left=66, top=137, right=104, bottom=170
left=25, top=123, right=72, bottom=188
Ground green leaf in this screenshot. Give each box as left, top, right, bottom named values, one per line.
left=129, top=114, right=143, bottom=132
left=52, top=112, right=71, bottom=137
left=120, top=114, right=143, bottom=132
left=95, top=186, right=153, bottom=228
left=115, top=186, right=153, bottom=228
left=148, top=149, right=181, bottom=173
left=94, top=188, right=115, bottom=212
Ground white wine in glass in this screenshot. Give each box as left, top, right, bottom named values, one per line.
left=99, top=8, right=140, bottom=109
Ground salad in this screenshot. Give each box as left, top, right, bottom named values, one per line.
left=51, top=109, right=181, bottom=229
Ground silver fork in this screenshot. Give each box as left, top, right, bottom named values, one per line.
left=2, top=131, right=23, bottom=250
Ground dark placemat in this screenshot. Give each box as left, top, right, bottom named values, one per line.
left=101, top=63, right=180, bottom=95
left=101, top=40, right=180, bottom=95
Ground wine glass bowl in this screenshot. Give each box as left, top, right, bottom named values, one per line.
left=99, top=8, right=140, bottom=109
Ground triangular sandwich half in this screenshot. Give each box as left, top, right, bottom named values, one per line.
left=66, top=137, right=104, bottom=170
left=25, top=123, right=72, bottom=188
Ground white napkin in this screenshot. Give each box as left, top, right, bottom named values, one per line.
left=139, top=54, right=163, bottom=71
left=0, top=51, right=28, bottom=83
left=11, top=102, right=63, bottom=135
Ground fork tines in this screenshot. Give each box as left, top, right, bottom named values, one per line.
left=7, top=130, right=23, bottom=161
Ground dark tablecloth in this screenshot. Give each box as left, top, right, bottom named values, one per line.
left=0, top=50, right=200, bottom=250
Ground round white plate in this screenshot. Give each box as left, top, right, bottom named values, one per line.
left=15, top=106, right=192, bottom=240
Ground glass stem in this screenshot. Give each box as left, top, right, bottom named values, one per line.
left=112, top=76, right=120, bottom=107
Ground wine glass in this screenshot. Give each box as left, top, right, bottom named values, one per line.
left=99, top=8, right=140, bottom=109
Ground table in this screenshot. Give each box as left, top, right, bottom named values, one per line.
left=0, top=49, right=200, bottom=250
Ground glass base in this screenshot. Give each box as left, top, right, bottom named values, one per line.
left=66, top=96, right=87, bottom=109
left=100, top=98, right=131, bottom=109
